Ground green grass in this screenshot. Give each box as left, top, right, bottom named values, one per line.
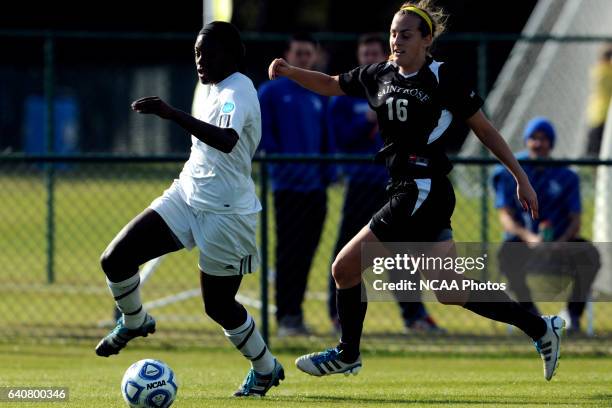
left=1, top=343, right=611, bottom=407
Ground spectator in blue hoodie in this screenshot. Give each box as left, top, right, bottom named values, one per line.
left=327, top=33, right=443, bottom=334
left=493, top=117, right=599, bottom=333
left=258, top=33, right=333, bottom=336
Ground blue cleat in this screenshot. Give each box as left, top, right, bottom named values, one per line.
left=95, top=314, right=156, bottom=357
left=295, top=347, right=362, bottom=377
left=233, top=359, right=285, bottom=397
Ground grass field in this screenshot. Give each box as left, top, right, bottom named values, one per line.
left=2, top=343, right=611, bottom=407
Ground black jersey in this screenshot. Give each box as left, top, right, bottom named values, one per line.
left=338, top=58, right=483, bottom=179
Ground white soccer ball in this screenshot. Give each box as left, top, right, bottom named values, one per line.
left=120, top=359, right=178, bottom=408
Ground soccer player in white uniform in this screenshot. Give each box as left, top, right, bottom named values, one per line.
left=95, top=21, right=284, bottom=397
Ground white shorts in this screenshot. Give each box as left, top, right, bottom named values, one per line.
left=149, top=181, right=260, bottom=277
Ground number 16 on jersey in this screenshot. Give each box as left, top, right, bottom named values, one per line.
left=386, top=97, right=408, bottom=121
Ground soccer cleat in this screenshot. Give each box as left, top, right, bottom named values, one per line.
left=95, top=313, right=156, bottom=357
left=534, top=315, right=565, bottom=381
left=295, top=347, right=362, bottom=377
left=233, top=359, right=285, bottom=397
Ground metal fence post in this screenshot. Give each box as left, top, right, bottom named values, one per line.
left=259, top=160, right=270, bottom=346
left=478, top=40, right=489, bottom=242
left=44, top=33, right=56, bottom=284
left=477, top=40, right=490, bottom=279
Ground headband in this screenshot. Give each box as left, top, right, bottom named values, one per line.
left=400, top=5, right=433, bottom=35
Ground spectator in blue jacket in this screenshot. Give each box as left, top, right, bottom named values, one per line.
left=258, top=33, right=334, bottom=336
left=493, top=117, right=599, bottom=333
left=327, top=33, right=443, bottom=334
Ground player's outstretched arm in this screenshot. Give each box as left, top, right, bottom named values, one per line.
left=131, top=96, right=238, bottom=153
left=268, top=58, right=345, bottom=97
left=467, top=110, right=539, bottom=220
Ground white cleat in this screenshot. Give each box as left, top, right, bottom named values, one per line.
left=534, top=315, right=565, bottom=381
left=343, top=366, right=361, bottom=376
left=295, top=348, right=362, bottom=377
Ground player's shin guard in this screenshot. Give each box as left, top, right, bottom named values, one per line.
left=462, top=280, right=547, bottom=340
left=106, top=273, right=146, bottom=329
left=224, top=313, right=275, bottom=374
left=336, top=282, right=367, bottom=362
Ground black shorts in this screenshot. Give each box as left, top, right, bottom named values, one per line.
left=369, top=176, right=455, bottom=242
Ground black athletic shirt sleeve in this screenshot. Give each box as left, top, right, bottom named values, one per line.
left=437, top=62, right=484, bottom=120
left=338, top=63, right=384, bottom=99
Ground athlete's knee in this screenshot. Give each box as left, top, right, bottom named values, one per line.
left=432, top=280, right=468, bottom=305
left=585, top=245, right=601, bottom=276
left=100, top=244, right=136, bottom=282
left=434, top=291, right=464, bottom=306
left=579, top=264, right=600, bottom=285
left=204, top=297, right=246, bottom=327
left=100, top=247, right=118, bottom=277
left=331, top=256, right=360, bottom=287
left=203, top=299, right=224, bottom=324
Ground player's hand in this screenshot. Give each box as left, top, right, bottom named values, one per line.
left=268, top=58, right=292, bottom=80
left=131, top=96, right=175, bottom=120
left=517, top=181, right=539, bottom=220
left=525, top=231, right=543, bottom=248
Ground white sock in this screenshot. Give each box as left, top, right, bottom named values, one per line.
left=224, top=314, right=275, bottom=374
left=106, top=274, right=146, bottom=329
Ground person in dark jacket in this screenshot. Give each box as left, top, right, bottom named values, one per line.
left=258, top=33, right=334, bottom=336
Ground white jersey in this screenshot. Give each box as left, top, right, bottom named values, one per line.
left=178, top=72, right=262, bottom=214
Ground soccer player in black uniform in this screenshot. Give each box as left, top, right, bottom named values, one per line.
left=268, top=1, right=565, bottom=381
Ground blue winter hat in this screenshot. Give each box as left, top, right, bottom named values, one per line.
left=523, top=117, right=556, bottom=148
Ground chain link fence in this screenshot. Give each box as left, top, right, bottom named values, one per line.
left=1, top=30, right=611, bottom=354
left=0, top=156, right=610, bottom=355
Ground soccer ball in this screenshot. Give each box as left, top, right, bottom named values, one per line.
left=121, top=359, right=178, bottom=408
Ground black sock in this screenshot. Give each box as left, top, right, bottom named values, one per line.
left=336, top=282, right=367, bottom=362
left=462, top=282, right=547, bottom=340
